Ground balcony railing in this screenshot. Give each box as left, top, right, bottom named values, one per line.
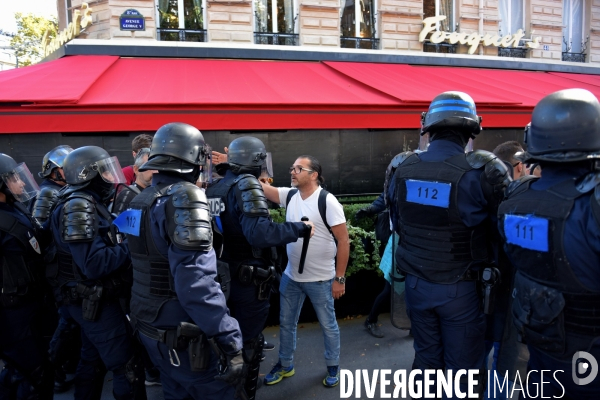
left=423, top=41, right=457, bottom=54
left=254, top=32, right=299, bottom=46
left=340, top=37, right=380, bottom=50
left=562, top=52, right=586, bottom=63
left=157, top=28, right=206, bottom=42
left=498, top=47, right=528, bottom=58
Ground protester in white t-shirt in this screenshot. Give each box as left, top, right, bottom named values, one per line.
left=260, top=155, right=350, bottom=388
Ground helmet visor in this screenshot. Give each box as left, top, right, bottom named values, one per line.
left=197, top=145, right=213, bottom=188
left=1, top=163, right=40, bottom=203
left=96, top=156, right=126, bottom=185
left=465, top=138, right=474, bottom=153
left=49, top=145, right=73, bottom=168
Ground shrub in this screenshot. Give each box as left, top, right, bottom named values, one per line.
left=270, top=203, right=381, bottom=277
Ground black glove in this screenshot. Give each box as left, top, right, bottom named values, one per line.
left=355, top=206, right=375, bottom=220
left=214, top=352, right=247, bottom=398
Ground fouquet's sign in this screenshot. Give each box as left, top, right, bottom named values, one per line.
left=42, top=2, right=93, bottom=57
left=419, top=16, right=541, bottom=55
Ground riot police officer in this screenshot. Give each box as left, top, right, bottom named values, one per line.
left=48, top=146, right=142, bottom=400
left=32, top=145, right=73, bottom=224
left=206, top=136, right=313, bottom=400
left=0, top=153, right=54, bottom=399
left=32, top=144, right=80, bottom=393
left=126, top=122, right=245, bottom=400
left=387, top=92, right=510, bottom=396
left=499, top=88, right=600, bottom=398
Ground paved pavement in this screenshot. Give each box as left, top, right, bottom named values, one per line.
left=54, top=313, right=415, bottom=400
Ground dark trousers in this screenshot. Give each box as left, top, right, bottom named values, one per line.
left=138, top=334, right=234, bottom=400
left=66, top=302, right=134, bottom=400
left=405, top=274, right=486, bottom=399
left=367, top=280, right=391, bottom=324
left=0, top=302, right=53, bottom=400
left=228, top=279, right=269, bottom=342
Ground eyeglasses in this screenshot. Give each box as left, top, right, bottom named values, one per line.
left=512, top=161, right=521, bottom=167
left=289, top=166, right=314, bottom=174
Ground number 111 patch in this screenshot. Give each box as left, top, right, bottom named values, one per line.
left=504, top=214, right=549, bottom=252
left=405, top=179, right=451, bottom=208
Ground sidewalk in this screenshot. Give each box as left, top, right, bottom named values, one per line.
left=53, top=313, right=414, bottom=400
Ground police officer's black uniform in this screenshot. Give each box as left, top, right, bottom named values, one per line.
left=0, top=153, right=54, bottom=399
left=205, top=136, right=311, bottom=400
left=387, top=92, right=510, bottom=397
left=499, top=89, right=600, bottom=398
left=32, top=145, right=81, bottom=394
left=126, top=123, right=245, bottom=400
left=48, top=146, right=143, bottom=400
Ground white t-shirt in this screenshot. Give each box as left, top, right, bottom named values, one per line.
left=277, top=186, right=346, bottom=282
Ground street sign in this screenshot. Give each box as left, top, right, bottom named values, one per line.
left=120, top=9, right=145, bottom=31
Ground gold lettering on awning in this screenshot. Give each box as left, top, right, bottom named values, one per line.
left=42, top=3, right=93, bottom=58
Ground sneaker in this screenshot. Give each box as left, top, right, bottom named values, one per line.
left=264, top=361, right=295, bottom=385
left=323, top=366, right=340, bottom=387
left=145, top=370, right=161, bottom=386
left=263, top=340, right=275, bottom=351
left=364, top=319, right=384, bottom=338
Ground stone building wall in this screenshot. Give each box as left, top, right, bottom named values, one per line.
left=55, top=0, right=599, bottom=65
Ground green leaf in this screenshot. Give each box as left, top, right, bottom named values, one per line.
left=10, top=12, right=58, bottom=67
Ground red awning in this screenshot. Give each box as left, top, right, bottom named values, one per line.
left=0, top=55, right=598, bottom=133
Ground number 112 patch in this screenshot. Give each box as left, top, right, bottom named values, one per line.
left=504, top=214, right=549, bottom=252
left=405, top=179, right=451, bottom=208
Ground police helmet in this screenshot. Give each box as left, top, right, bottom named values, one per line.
left=421, top=91, right=482, bottom=139
left=0, top=153, right=40, bottom=203
left=140, top=122, right=209, bottom=173
left=520, top=88, right=600, bottom=163
left=227, top=137, right=267, bottom=168
left=39, top=145, right=73, bottom=179
left=63, top=146, right=126, bottom=186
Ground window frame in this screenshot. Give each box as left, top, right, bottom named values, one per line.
left=252, top=0, right=298, bottom=34
left=154, top=0, right=207, bottom=32
left=563, top=0, right=587, bottom=53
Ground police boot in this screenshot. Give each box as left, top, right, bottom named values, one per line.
left=74, top=358, right=107, bottom=400
left=25, top=363, right=55, bottom=400
left=243, top=333, right=265, bottom=400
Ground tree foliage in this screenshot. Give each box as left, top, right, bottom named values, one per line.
left=10, top=13, right=58, bottom=67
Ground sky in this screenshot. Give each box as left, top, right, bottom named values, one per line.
left=0, top=0, right=58, bottom=34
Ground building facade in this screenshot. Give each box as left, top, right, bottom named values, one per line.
left=56, top=0, right=598, bottom=64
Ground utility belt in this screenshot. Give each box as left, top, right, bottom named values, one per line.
left=61, top=283, right=104, bottom=321
left=237, top=264, right=277, bottom=300
left=136, top=320, right=210, bottom=372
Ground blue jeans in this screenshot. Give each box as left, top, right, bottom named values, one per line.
left=278, top=274, right=340, bottom=368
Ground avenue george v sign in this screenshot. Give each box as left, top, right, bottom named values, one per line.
left=420, top=16, right=542, bottom=55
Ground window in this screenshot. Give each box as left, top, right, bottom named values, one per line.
left=157, top=0, right=206, bottom=42
left=254, top=0, right=298, bottom=45
left=423, top=0, right=454, bottom=32
left=498, top=0, right=524, bottom=36
left=563, top=0, right=586, bottom=53
left=422, top=0, right=455, bottom=53
left=66, top=0, right=72, bottom=25
left=340, top=0, right=378, bottom=49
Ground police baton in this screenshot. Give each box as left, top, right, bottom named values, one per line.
left=298, top=217, right=311, bottom=274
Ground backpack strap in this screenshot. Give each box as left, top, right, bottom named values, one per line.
left=286, top=189, right=298, bottom=208
left=286, top=188, right=337, bottom=243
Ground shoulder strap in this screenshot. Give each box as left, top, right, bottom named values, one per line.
left=286, top=189, right=298, bottom=208
left=318, top=189, right=333, bottom=238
